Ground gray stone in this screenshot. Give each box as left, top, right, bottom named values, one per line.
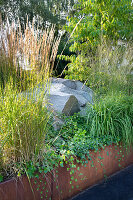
left=62, top=80, right=77, bottom=90
left=21, top=78, right=93, bottom=131
left=52, top=112, right=64, bottom=131
left=23, top=78, right=93, bottom=117
left=62, top=87, right=92, bottom=106
left=75, top=81, right=93, bottom=101
left=46, top=78, right=93, bottom=116
left=62, top=95, right=80, bottom=116
left=48, top=93, right=80, bottom=116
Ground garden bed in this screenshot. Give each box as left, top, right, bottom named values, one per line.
left=0, top=8, right=133, bottom=200
left=0, top=144, right=133, bottom=200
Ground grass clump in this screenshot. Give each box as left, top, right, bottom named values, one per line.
left=0, top=17, right=61, bottom=91
left=0, top=81, right=51, bottom=179
left=52, top=94, right=133, bottom=159
left=87, top=94, right=133, bottom=145
left=0, top=17, right=61, bottom=181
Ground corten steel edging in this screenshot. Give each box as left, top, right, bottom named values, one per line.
left=0, top=172, right=52, bottom=200
left=0, top=144, right=133, bottom=200
left=52, top=144, right=133, bottom=200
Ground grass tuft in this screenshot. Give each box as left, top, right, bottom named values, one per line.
left=86, top=94, right=133, bottom=146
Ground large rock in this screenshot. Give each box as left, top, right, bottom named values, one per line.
left=47, top=78, right=93, bottom=116
left=48, top=93, right=80, bottom=116
left=20, top=78, right=93, bottom=130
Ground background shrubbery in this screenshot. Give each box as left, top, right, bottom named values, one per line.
left=58, top=0, right=133, bottom=96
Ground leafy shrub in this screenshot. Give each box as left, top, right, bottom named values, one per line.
left=67, top=131, right=119, bottom=159
left=59, top=0, right=133, bottom=96
left=62, top=40, right=133, bottom=96
left=65, top=0, right=133, bottom=53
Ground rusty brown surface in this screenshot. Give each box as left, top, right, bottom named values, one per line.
left=0, top=172, right=52, bottom=200
left=0, top=145, right=133, bottom=200
left=52, top=145, right=133, bottom=200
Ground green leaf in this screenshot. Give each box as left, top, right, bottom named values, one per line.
left=0, top=175, right=3, bottom=182
left=60, top=162, right=64, bottom=167
left=77, top=167, right=80, bottom=171
left=71, top=176, right=74, bottom=180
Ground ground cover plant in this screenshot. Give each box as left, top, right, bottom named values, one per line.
left=50, top=93, right=133, bottom=158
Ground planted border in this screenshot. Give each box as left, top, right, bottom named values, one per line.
left=0, top=144, right=133, bottom=200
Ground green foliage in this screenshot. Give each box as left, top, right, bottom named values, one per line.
left=0, top=1, right=132, bottom=188
left=65, top=0, right=133, bottom=53
left=52, top=113, right=120, bottom=159
left=62, top=40, right=133, bottom=96
left=0, top=0, right=75, bottom=27
left=59, top=0, right=133, bottom=96
left=0, top=82, right=51, bottom=177
left=51, top=93, right=133, bottom=160
left=23, top=146, right=62, bottom=178
left=86, top=94, right=133, bottom=145
left=67, top=132, right=117, bottom=159
left=0, top=174, right=3, bottom=182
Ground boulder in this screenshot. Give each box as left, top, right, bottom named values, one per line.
left=47, top=78, right=93, bottom=116
left=62, top=95, right=80, bottom=116
left=21, top=78, right=93, bottom=117
left=52, top=112, right=65, bottom=131
left=48, top=93, right=80, bottom=116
